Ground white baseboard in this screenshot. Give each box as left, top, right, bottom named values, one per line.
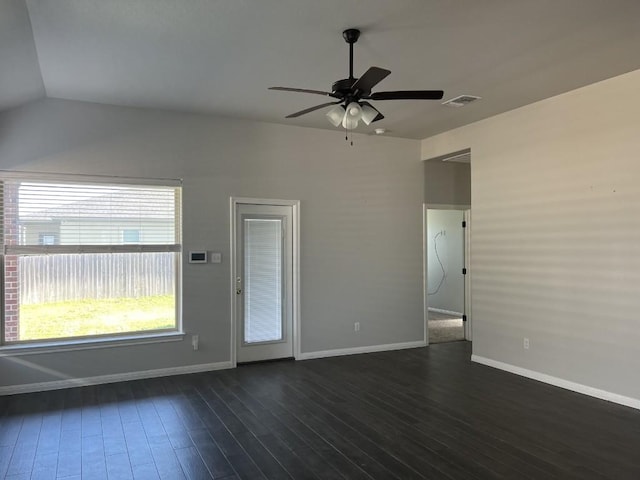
left=471, top=355, right=640, bottom=411
left=0, top=361, right=233, bottom=396
left=428, top=307, right=463, bottom=317
left=298, top=340, right=426, bottom=360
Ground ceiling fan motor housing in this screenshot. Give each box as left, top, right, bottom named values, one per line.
left=332, top=78, right=359, bottom=99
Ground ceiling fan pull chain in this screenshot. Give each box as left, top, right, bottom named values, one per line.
left=344, top=127, right=354, bottom=145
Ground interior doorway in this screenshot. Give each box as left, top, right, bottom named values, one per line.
left=426, top=208, right=470, bottom=344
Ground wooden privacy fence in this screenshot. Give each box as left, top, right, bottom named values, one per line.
left=19, top=253, right=175, bottom=304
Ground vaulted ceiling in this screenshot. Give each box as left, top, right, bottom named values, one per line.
left=2, top=0, right=640, bottom=139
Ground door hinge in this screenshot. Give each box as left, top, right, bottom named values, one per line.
left=462, top=315, right=467, bottom=322
left=462, top=220, right=466, bottom=228
left=462, top=267, right=467, bottom=275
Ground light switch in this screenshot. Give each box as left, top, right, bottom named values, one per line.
left=210, top=252, right=222, bottom=263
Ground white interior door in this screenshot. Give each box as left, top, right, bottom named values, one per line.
left=235, top=203, right=293, bottom=363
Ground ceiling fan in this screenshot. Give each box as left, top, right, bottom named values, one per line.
left=269, top=28, right=444, bottom=131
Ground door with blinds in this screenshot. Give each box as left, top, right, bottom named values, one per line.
left=235, top=203, right=294, bottom=363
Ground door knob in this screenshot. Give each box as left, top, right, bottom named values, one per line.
left=236, top=289, right=242, bottom=295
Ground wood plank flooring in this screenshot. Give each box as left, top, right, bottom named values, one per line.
left=1, top=341, right=640, bottom=479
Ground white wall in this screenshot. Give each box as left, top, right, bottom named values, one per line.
left=424, top=158, right=470, bottom=206
left=422, top=69, right=640, bottom=402
left=427, top=209, right=464, bottom=314
left=0, top=98, right=425, bottom=390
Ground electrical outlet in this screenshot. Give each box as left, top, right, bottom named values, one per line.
left=354, top=322, right=360, bottom=332
left=523, top=337, right=529, bottom=350
left=192, top=334, right=199, bottom=351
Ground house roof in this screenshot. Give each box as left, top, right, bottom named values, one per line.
left=2, top=0, right=640, bottom=139
left=18, top=187, right=175, bottom=222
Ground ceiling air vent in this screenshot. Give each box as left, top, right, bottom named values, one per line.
left=442, top=95, right=481, bottom=107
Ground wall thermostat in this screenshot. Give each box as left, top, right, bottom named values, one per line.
left=189, top=251, right=207, bottom=264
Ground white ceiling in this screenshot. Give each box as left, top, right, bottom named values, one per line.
left=2, top=0, right=640, bottom=139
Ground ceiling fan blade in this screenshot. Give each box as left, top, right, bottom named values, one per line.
left=285, top=101, right=342, bottom=118
left=368, top=90, right=444, bottom=100
left=351, top=67, right=391, bottom=94
left=360, top=101, right=384, bottom=123
left=269, top=87, right=341, bottom=98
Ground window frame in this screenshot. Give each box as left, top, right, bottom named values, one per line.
left=0, top=171, right=183, bottom=350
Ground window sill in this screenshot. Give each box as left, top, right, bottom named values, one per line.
left=0, top=331, right=185, bottom=357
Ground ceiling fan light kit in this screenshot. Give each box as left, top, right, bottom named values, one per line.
left=269, top=28, right=444, bottom=138
left=359, top=103, right=379, bottom=125
left=342, top=102, right=362, bottom=129
left=326, top=104, right=346, bottom=127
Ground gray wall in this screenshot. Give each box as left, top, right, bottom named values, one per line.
left=0, top=98, right=425, bottom=389
left=422, top=69, right=640, bottom=402
left=424, top=157, right=470, bottom=206
left=426, top=209, right=464, bottom=314
left=0, top=0, right=45, bottom=110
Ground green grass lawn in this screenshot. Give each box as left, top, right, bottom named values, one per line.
left=19, top=295, right=175, bottom=341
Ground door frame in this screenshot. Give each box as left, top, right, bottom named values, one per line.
left=424, top=203, right=471, bottom=345
left=463, top=208, right=472, bottom=341
left=230, top=197, right=300, bottom=366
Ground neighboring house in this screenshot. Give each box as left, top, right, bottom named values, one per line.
left=17, top=188, right=175, bottom=245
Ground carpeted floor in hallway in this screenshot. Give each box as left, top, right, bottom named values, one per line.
left=428, top=311, right=465, bottom=343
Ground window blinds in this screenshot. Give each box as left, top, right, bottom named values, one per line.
left=243, top=218, right=283, bottom=343
left=1, top=178, right=181, bottom=255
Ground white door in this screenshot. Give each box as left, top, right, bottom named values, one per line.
left=235, top=203, right=294, bottom=363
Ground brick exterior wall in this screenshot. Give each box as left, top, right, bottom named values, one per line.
left=3, top=182, right=20, bottom=342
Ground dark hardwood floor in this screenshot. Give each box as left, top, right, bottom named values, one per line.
left=1, top=341, right=640, bottom=479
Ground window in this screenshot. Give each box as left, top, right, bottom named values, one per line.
left=122, top=229, right=141, bottom=244
left=1, top=175, right=182, bottom=344
left=38, top=233, right=58, bottom=245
